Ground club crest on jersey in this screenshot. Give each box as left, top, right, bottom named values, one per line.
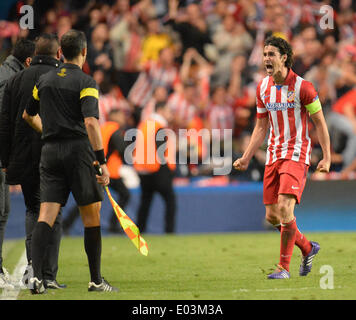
left=287, top=91, right=295, bottom=103
left=263, top=94, right=270, bottom=103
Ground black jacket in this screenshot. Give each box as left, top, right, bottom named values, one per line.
left=0, top=55, right=24, bottom=168
left=0, top=55, right=24, bottom=110
left=0, top=55, right=60, bottom=184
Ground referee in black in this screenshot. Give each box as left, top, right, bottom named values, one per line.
left=23, top=29, right=117, bottom=294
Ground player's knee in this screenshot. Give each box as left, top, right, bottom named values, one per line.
left=277, top=202, right=288, bottom=217
left=265, top=212, right=279, bottom=224
left=277, top=198, right=294, bottom=221
left=265, top=205, right=279, bottom=224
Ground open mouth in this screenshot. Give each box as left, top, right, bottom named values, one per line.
left=265, top=64, right=273, bottom=72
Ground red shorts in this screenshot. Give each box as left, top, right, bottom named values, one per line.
left=263, top=159, right=309, bottom=205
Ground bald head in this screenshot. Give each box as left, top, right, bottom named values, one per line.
left=35, top=34, right=60, bottom=57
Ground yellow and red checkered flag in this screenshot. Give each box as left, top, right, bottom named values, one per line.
left=93, top=161, right=148, bottom=256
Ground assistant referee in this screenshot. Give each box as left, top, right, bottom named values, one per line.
left=23, top=29, right=117, bottom=294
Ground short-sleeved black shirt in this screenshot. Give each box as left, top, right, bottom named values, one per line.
left=26, top=63, right=99, bottom=141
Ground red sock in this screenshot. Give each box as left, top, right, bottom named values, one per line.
left=274, top=224, right=312, bottom=257
left=295, top=228, right=312, bottom=256
left=279, top=218, right=297, bottom=272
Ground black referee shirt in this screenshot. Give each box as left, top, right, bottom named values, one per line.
left=26, top=63, right=99, bottom=141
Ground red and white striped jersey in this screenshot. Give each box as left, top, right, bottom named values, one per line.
left=140, top=98, right=156, bottom=122
left=128, top=61, right=179, bottom=109
left=99, top=92, right=131, bottom=125
left=256, top=69, right=320, bottom=166
left=205, top=102, right=234, bottom=140
left=167, top=92, right=197, bottom=128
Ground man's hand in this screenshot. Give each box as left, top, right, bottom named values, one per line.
left=233, top=157, right=250, bottom=171
left=316, top=158, right=330, bottom=173
left=96, top=164, right=110, bottom=186
left=9, top=185, right=22, bottom=193
left=168, top=0, right=179, bottom=19
left=22, top=110, right=43, bottom=133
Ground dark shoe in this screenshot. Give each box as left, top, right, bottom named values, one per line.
left=29, top=277, right=46, bottom=294
left=299, top=241, right=320, bottom=276
left=44, top=279, right=67, bottom=289
left=88, top=278, right=118, bottom=292
left=267, top=265, right=290, bottom=279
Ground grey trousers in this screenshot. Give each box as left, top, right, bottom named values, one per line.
left=0, top=170, right=62, bottom=280
left=21, top=173, right=62, bottom=281
left=0, top=170, right=10, bottom=270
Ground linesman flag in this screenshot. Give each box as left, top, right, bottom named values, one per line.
left=93, top=161, right=148, bottom=256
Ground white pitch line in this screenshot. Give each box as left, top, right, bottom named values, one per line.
left=234, top=286, right=342, bottom=293
left=256, top=287, right=317, bottom=292
left=0, top=250, right=27, bottom=300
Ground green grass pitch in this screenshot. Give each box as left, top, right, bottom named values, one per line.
left=2, top=232, right=356, bottom=300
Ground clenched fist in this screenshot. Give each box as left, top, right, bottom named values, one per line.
left=233, top=157, right=250, bottom=171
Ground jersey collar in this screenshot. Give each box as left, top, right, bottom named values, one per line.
left=31, top=55, right=60, bottom=68
left=62, top=63, right=81, bottom=70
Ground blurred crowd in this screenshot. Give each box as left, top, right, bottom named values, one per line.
left=1, top=0, right=356, bottom=182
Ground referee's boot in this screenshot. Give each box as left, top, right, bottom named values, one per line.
left=88, top=277, right=118, bottom=292
left=29, top=277, right=46, bottom=294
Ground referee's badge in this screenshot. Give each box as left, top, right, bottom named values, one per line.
left=57, top=68, right=67, bottom=77
left=287, top=90, right=295, bottom=103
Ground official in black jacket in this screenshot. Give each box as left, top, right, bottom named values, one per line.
left=0, top=34, right=65, bottom=289
left=0, top=38, right=35, bottom=289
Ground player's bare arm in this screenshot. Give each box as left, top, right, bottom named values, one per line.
left=84, top=116, right=110, bottom=186
left=233, top=116, right=269, bottom=171
left=310, top=109, right=331, bottom=173
left=22, top=109, right=43, bottom=133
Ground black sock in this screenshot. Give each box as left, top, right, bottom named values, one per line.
left=25, top=210, right=38, bottom=265
left=31, top=221, right=52, bottom=280
left=84, top=226, right=102, bottom=284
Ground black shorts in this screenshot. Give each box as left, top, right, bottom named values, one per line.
left=40, top=138, right=104, bottom=206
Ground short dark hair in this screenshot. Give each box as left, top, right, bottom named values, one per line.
left=60, top=29, right=87, bottom=60
left=264, top=36, right=293, bottom=68
left=35, top=33, right=59, bottom=56
left=12, top=38, right=35, bottom=64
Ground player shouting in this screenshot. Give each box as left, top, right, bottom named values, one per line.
left=234, top=36, right=331, bottom=279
